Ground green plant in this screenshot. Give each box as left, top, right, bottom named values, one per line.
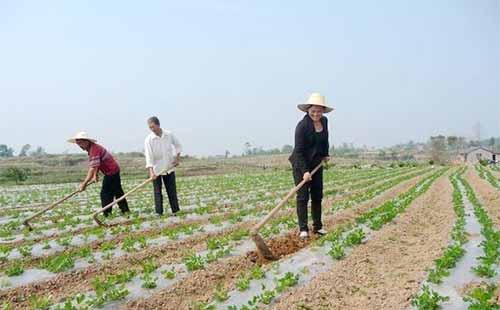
left=121, top=235, right=147, bottom=252
left=3, top=167, right=31, bottom=184
left=162, top=228, right=179, bottom=240
left=411, top=285, right=449, bottom=310
left=463, top=284, right=499, bottom=310
left=100, top=241, right=116, bottom=251
left=206, top=237, right=229, bottom=250
left=141, top=273, right=158, bottom=289
left=141, top=258, right=159, bottom=274
left=40, top=253, right=75, bottom=272
left=6, top=262, right=24, bottom=276
left=162, top=267, right=176, bottom=280
left=109, top=270, right=137, bottom=284
left=213, top=283, right=229, bottom=302
left=18, top=245, right=32, bottom=257
left=191, top=301, right=216, bottom=310
left=275, top=272, right=299, bottom=293
left=229, top=229, right=249, bottom=241
left=206, top=246, right=232, bottom=263
left=328, top=241, right=345, bottom=260
left=249, top=265, right=265, bottom=279
left=472, top=264, right=496, bottom=278
left=183, top=253, right=205, bottom=271
left=1, top=301, right=13, bottom=310
left=343, top=228, right=365, bottom=246
left=90, top=277, right=129, bottom=306
left=57, top=236, right=73, bottom=247
left=259, top=289, right=276, bottom=305
left=28, top=295, right=51, bottom=309
left=236, top=275, right=251, bottom=291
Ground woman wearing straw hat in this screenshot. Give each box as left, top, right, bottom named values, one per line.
left=68, top=131, right=130, bottom=217
left=289, top=93, right=333, bottom=239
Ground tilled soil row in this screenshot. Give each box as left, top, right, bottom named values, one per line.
left=2, top=167, right=424, bottom=251
left=0, top=221, right=257, bottom=308
left=465, top=166, right=500, bottom=228
left=272, top=173, right=456, bottom=310
left=124, top=169, right=430, bottom=309
left=0, top=169, right=430, bottom=309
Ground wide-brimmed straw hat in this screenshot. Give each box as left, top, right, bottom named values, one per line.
left=67, top=131, right=97, bottom=143
left=297, top=92, right=334, bottom=113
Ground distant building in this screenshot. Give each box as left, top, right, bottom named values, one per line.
left=460, top=146, right=498, bottom=164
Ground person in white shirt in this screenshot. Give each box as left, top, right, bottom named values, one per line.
left=144, top=116, right=182, bottom=216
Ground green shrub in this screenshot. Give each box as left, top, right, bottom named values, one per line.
left=3, top=167, right=31, bottom=184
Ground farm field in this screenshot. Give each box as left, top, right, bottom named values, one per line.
left=0, top=163, right=498, bottom=309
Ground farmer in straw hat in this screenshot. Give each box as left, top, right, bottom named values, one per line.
left=68, top=132, right=130, bottom=217
left=289, top=93, right=333, bottom=239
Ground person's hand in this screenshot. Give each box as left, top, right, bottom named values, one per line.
left=92, top=174, right=99, bottom=183
left=303, top=172, right=312, bottom=182
left=173, top=159, right=180, bottom=167
left=79, top=182, right=87, bottom=192
left=323, top=156, right=330, bottom=163
left=149, top=170, right=157, bottom=180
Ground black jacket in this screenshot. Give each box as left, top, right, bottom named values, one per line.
left=289, top=114, right=329, bottom=175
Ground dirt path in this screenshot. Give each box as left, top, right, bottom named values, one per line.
left=273, top=174, right=456, bottom=310
left=465, top=166, right=500, bottom=228
left=124, top=170, right=432, bottom=309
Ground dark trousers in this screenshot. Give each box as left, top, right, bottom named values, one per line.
left=101, top=172, right=129, bottom=217
left=293, top=166, right=323, bottom=232
left=153, top=172, right=180, bottom=215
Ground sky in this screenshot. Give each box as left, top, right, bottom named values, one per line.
left=0, top=0, right=498, bottom=156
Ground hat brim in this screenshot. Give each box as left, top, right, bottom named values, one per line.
left=67, top=138, right=97, bottom=144
left=297, top=104, right=334, bottom=113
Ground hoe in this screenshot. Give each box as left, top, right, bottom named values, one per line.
left=250, top=162, right=323, bottom=260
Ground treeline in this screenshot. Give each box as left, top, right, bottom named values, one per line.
left=0, top=144, right=46, bottom=158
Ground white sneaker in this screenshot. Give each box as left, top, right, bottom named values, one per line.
left=299, top=231, right=309, bottom=239
left=314, top=229, right=327, bottom=236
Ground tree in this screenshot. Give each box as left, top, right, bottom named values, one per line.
left=0, top=145, right=14, bottom=158
left=429, top=135, right=448, bottom=164
left=446, top=136, right=458, bottom=155
left=3, top=167, right=31, bottom=183
left=377, top=150, right=387, bottom=160
left=19, top=144, right=31, bottom=157
left=457, top=136, right=467, bottom=152
left=281, top=144, right=293, bottom=154
left=30, top=146, right=46, bottom=157
left=243, top=142, right=252, bottom=156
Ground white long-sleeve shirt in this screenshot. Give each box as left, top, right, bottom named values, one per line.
left=144, top=130, right=182, bottom=175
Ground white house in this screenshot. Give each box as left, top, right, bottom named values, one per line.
left=460, top=146, right=498, bottom=164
